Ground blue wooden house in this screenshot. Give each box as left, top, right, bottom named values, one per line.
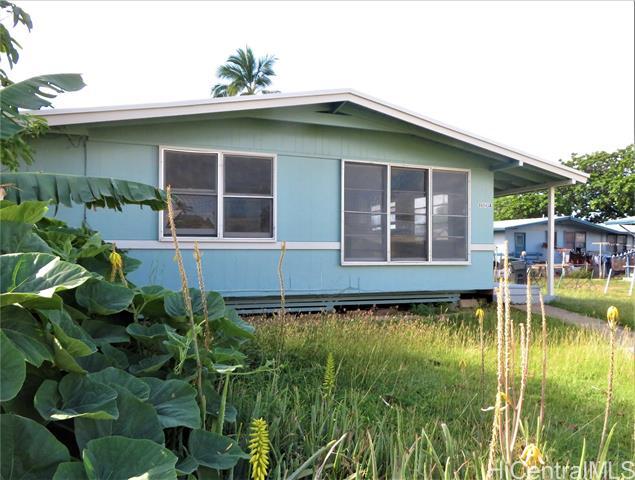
left=494, top=216, right=633, bottom=263
left=28, top=90, right=588, bottom=310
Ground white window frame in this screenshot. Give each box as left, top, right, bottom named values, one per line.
left=159, top=145, right=277, bottom=242
left=340, top=159, right=471, bottom=266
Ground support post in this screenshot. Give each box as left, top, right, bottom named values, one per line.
left=547, top=186, right=555, bottom=298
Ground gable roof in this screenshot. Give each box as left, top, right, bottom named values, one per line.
left=494, top=216, right=622, bottom=234
left=33, top=89, right=588, bottom=195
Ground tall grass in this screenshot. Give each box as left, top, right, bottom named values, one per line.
left=228, top=309, right=633, bottom=478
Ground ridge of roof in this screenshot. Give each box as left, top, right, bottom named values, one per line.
left=31, top=89, right=589, bottom=184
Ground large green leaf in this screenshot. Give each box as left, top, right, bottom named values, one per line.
left=0, top=74, right=85, bottom=140
left=133, top=285, right=171, bottom=318
left=0, top=253, right=93, bottom=308
left=142, top=377, right=201, bottom=429
left=0, top=414, right=70, bottom=480
left=214, top=307, right=255, bottom=339
left=0, top=220, right=53, bottom=254
left=0, top=200, right=49, bottom=223
left=52, top=337, right=87, bottom=373
left=164, top=289, right=225, bottom=321
left=0, top=330, right=25, bottom=401
left=88, top=367, right=149, bottom=400
left=212, top=346, right=247, bottom=364
left=0, top=305, right=53, bottom=366
left=0, top=172, right=166, bottom=211
left=188, top=429, right=249, bottom=470
left=0, top=199, right=53, bottom=254
left=126, top=322, right=176, bottom=345
left=82, top=319, right=129, bottom=344
left=53, top=462, right=88, bottom=480
left=75, top=279, right=135, bottom=315
left=82, top=436, right=178, bottom=480
left=39, top=308, right=97, bottom=357
left=34, top=373, right=118, bottom=421
left=128, top=353, right=172, bottom=375
left=75, top=349, right=128, bottom=373
left=75, top=389, right=164, bottom=451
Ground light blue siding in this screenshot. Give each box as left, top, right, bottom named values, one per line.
left=128, top=250, right=493, bottom=296
left=29, top=115, right=496, bottom=297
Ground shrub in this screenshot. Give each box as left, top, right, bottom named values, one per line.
left=0, top=198, right=255, bottom=478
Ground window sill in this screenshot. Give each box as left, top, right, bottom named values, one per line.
left=158, top=236, right=276, bottom=243
left=341, top=260, right=471, bottom=266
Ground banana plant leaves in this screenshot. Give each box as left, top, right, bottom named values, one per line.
left=0, top=74, right=85, bottom=140
left=0, top=253, right=93, bottom=308
left=0, top=172, right=166, bottom=210
left=0, top=414, right=70, bottom=480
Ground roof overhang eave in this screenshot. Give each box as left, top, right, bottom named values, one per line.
left=31, top=89, right=589, bottom=187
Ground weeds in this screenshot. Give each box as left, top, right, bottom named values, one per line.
left=231, top=308, right=633, bottom=478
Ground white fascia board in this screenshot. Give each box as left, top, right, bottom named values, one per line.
left=34, top=88, right=588, bottom=184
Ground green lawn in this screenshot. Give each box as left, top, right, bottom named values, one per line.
left=549, top=277, right=634, bottom=329
left=230, top=309, right=634, bottom=479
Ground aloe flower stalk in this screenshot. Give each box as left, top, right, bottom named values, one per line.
left=249, top=418, right=270, bottom=480
left=599, top=306, right=619, bottom=456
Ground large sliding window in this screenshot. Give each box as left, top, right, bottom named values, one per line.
left=343, top=161, right=469, bottom=263
left=161, top=148, right=275, bottom=240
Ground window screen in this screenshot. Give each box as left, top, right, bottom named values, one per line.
left=343, top=162, right=468, bottom=263
left=390, top=167, right=428, bottom=261
left=431, top=171, right=468, bottom=261
left=223, top=155, right=274, bottom=238
left=343, top=162, right=387, bottom=261
left=163, top=150, right=218, bottom=237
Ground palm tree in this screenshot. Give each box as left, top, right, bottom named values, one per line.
left=211, top=46, right=278, bottom=97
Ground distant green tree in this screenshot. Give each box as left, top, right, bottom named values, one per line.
left=494, top=145, right=635, bottom=223
left=211, top=46, right=277, bottom=97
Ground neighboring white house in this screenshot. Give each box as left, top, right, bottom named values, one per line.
left=493, top=216, right=634, bottom=262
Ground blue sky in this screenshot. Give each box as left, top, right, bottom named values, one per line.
left=7, top=1, right=634, bottom=162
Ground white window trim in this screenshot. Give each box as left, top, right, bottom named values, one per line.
left=340, top=158, right=471, bottom=266
left=159, top=145, right=277, bottom=242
